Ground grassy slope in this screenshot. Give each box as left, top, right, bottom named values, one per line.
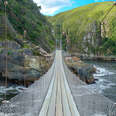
left=49, top=2, right=116, bottom=55
left=0, top=0, right=55, bottom=52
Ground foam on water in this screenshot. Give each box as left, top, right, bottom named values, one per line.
left=89, top=65, right=116, bottom=94
left=0, top=85, right=26, bottom=101
left=93, top=65, right=115, bottom=77
left=92, top=113, right=106, bottom=116
left=0, top=86, right=26, bottom=93
left=0, top=113, right=14, bottom=116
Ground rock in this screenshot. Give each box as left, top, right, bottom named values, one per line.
left=24, top=69, right=41, bottom=81
left=77, top=65, right=95, bottom=84
left=0, top=41, right=21, bottom=49
left=0, top=52, right=51, bottom=85
left=7, top=68, right=40, bottom=81
left=80, top=55, right=116, bottom=62
left=9, top=55, right=25, bottom=66
left=0, top=55, right=42, bottom=81
left=65, top=56, right=96, bottom=84
left=0, top=54, right=25, bottom=67
left=23, top=48, right=33, bottom=56
left=25, top=55, right=50, bottom=73
left=72, top=57, right=80, bottom=62
left=14, top=38, right=24, bottom=47
left=25, top=56, right=41, bottom=70
left=0, top=40, right=52, bottom=86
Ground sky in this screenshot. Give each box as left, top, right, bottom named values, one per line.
left=33, top=0, right=115, bottom=16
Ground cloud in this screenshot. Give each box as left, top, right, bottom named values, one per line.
left=33, top=0, right=73, bottom=15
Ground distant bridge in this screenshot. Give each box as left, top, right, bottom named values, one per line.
left=0, top=50, right=116, bottom=116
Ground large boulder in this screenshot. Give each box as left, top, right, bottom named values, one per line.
left=0, top=53, right=49, bottom=84
left=24, top=69, right=41, bottom=81
left=0, top=40, right=51, bottom=85
left=65, top=56, right=96, bottom=84
left=77, top=64, right=95, bottom=84
left=0, top=58, right=41, bottom=81
left=7, top=68, right=40, bottom=81
left=0, top=54, right=25, bottom=68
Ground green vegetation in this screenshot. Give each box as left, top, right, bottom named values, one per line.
left=49, top=2, right=116, bottom=55
left=0, top=0, right=55, bottom=52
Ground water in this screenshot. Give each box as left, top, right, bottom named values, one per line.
left=0, top=85, right=26, bottom=104
left=85, top=61, right=116, bottom=102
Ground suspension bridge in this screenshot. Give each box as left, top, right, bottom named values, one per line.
left=0, top=50, right=116, bottom=116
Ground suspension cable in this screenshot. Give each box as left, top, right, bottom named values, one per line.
left=4, top=1, right=8, bottom=101
left=101, top=3, right=116, bottom=23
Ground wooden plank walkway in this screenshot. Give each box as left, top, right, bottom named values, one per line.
left=39, top=50, right=80, bottom=116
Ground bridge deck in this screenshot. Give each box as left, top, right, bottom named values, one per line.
left=0, top=50, right=116, bottom=116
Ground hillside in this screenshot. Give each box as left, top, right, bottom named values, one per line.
left=49, top=2, right=116, bottom=55
left=0, top=0, right=54, bottom=89
left=0, top=0, right=55, bottom=52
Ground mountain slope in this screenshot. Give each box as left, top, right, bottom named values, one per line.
left=0, top=0, right=55, bottom=52
left=49, top=2, right=116, bottom=55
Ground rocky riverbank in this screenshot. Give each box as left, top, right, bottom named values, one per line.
left=65, top=56, right=96, bottom=84
left=69, top=53, right=116, bottom=62
left=80, top=55, right=116, bottom=62
left=0, top=41, right=52, bottom=87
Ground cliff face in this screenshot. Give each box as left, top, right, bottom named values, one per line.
left=49, top=2, right=116, bottom=55
left=0, top=0, right=54, bottom=85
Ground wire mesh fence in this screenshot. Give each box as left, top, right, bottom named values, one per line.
left=0, top=55, right=56, bottom=116
left=0, top=50, right=116, bottom=116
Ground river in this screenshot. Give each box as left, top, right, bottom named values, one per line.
left=0, top=61, right=116, bottom=104
left=0, top=85, right=26, bottom=104
left=85, top=61, right=116, bottom=102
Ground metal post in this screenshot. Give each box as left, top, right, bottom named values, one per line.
left=52, top=29, right=57, bottom=50
left=2, top=2, right=8, bottom=116
left=60, top=25, right=62, bottom=50
left=4, top=0, right=8, bottom=99
left=24, top=30, right=27, bottom=39
left=56, top=39, right=57, bottom=50
left=60, top=38, right=62, bottom=50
